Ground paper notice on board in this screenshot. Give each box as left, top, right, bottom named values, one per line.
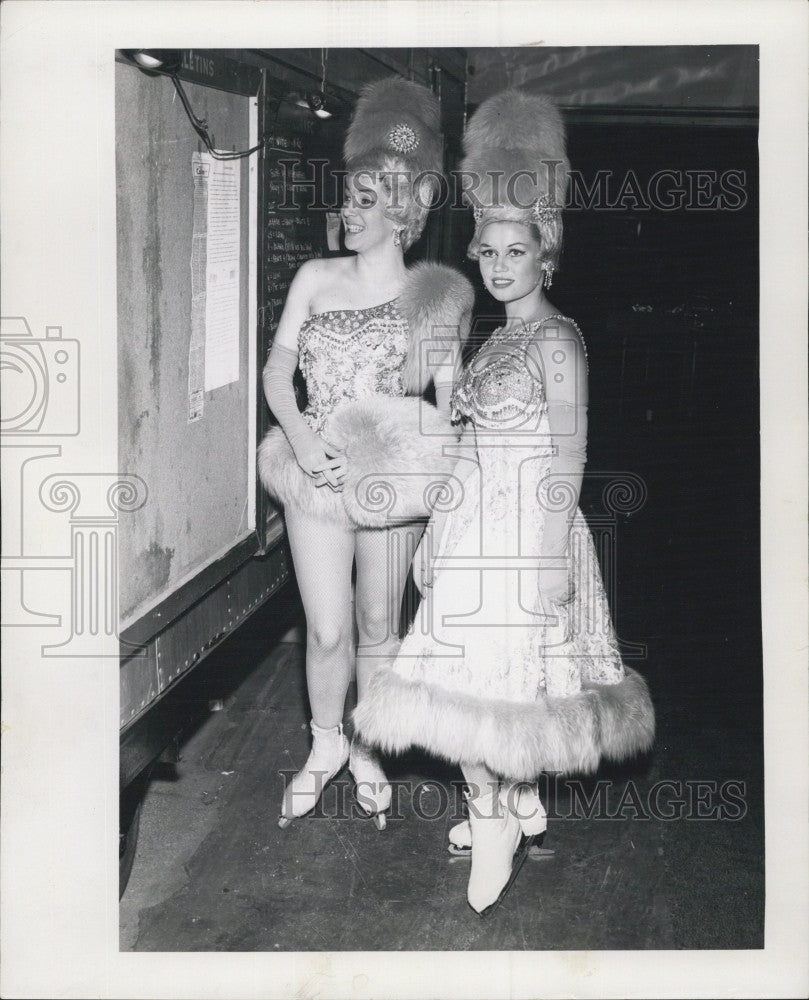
left=204, top=156, right=240, bottom=390
left=189, top=154, right=209, bottom=421
left=189, top=152, right=241, bottom=410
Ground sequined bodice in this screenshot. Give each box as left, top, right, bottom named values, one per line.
left=450, top=316, right=586, bottom=428
left=298, top=300, right=409, bottom=432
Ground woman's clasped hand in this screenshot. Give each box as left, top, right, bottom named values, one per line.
left=292, top=428, right=347, bottom=491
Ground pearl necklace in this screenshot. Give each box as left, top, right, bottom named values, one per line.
left=476, top=314, right=589, bottom=372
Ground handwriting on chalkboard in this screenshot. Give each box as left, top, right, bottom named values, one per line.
left=260, top=101, right=344, bottom=353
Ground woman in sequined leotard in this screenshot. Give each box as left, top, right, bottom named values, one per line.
left=260, top=78, right=474, bottom=831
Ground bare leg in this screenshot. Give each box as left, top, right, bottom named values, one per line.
left=354, top=521, right=422, bottom=696
left=284, top=508, right=355, bottom=728
left=349, top=522, right=422, bottom=823
left=278, top=509, right=355, bottom=825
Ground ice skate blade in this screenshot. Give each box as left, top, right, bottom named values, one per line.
left=450, top=842, right=554, bottom=860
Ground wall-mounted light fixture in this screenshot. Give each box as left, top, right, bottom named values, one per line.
left=289, top=49, right=333, bottom=119
left=307, top=91, right=332, bottom=119
left=118, top=48, right=268, bottom=161
left=120, top=49, right=182, bottom=76
left=292, top=91, right=333, bottom=119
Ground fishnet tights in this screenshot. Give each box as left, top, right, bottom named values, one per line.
left=284, top=508, right=422, bottom=727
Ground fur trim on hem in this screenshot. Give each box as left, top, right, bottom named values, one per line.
left=353, top=667, right=655, bottom=781
left=327, top=395, right=461, bottom=527
left=398, top=263, right=474, bottom=394
left=257, top=426, right=350, bottom=526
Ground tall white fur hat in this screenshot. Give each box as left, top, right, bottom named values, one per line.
left=344, top=76, right=443, bottom=179
left=461, top=89, right=570, bottom=262
left=343, top=77, right=445, bottom=249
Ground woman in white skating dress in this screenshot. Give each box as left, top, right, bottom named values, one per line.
left=354, top=89, right=654, bottom=914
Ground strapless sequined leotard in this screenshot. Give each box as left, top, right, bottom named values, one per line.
left=298, top=299, right=410, bottom=434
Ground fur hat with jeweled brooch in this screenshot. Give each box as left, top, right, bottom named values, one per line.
left=344, top=76, right=443, bottom=178
left=343, top=77, right=444, bottom=250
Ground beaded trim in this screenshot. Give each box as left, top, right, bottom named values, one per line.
left=470, top=315, right=588, bottom=370
left=451, top=315, right=588, bottom=423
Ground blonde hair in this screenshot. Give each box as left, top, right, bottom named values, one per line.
left=343, top=77, right=444, bottom=250
left=461, top=89, right=569, bottom=271
left=467, top=211, right=563, bottom=270
left=347, top=155, right=439, bottom=251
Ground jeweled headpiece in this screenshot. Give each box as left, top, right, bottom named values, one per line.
left=344, top=77, right=442, bottom=180
left=388, top=122, right=419, bottom=153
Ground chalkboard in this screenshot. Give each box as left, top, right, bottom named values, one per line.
left=116, top=61, right=256, bottom=629
left=259, top=98, right=345, bottom=348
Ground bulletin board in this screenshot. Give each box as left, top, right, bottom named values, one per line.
left=260, top=103, right=330, bottom=344
left=116, top=59, right=257, bottom=631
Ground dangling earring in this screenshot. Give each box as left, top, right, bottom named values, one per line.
left=541, top=261, right=554, bottom=289
left=392, top=229, right=402, bottom=247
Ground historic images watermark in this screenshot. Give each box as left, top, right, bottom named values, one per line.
left=274, top=161, right=749, bottom=214
left=0, top=317, right=81, bottom=436
left=277, top=773, right=748, bottom=823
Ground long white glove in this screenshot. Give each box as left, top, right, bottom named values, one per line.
left=412, top=421, right=477, bottom=595
left=529, top=329, right=589, bottom=606
left=262, top=341, right=346, bottom=491
left=537, top=397, right=587, bottom=604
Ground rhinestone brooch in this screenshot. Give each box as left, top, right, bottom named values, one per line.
left=388, top=123, right=419, bottom=153
left=533, top=194, right=558, bottom=226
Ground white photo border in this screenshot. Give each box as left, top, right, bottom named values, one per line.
left=1, top=1, right=807, bottom=998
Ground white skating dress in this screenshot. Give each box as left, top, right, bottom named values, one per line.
left=354, top=318, right=655, bottom=780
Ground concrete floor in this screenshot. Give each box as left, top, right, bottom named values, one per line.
left=121, top=406, right=764, bottom=952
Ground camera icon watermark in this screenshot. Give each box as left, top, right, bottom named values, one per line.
left=1, top=313, right=148, bottom=655
left=0, top=317, right=80, bottom=436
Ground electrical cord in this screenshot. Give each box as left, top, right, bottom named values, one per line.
left=170, top=74, right=297, bottom=160
left=171, top=74, right=263, bottom=159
